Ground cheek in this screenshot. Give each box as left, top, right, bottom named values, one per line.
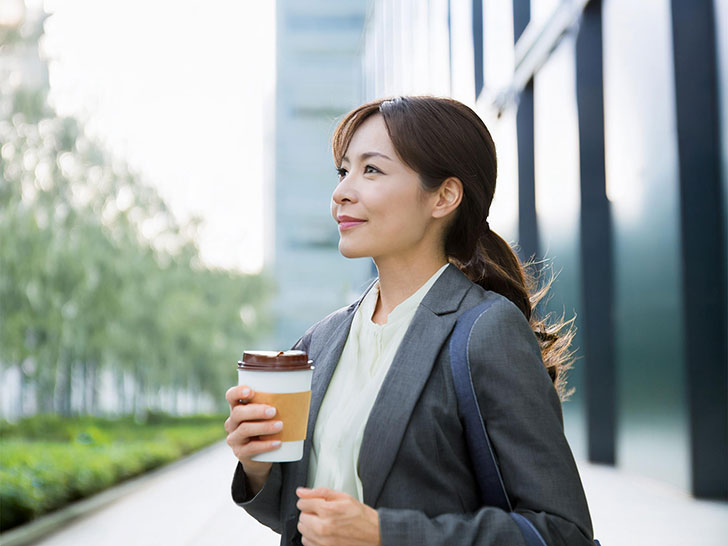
left=375, top=190, right=429, bottom=235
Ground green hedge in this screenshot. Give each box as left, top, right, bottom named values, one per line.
left=0, top=413, right=226, bottom=532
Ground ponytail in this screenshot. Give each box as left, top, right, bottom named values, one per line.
left=450, top=226, right=576, bottom=401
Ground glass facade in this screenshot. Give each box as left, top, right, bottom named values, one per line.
left=720, top=0, right=728, bottom=357
left=360, top=0, right=727, bottom=498
left=602, top=0, right=688, bottom=490
left=531, top=32, right=586, bottom=459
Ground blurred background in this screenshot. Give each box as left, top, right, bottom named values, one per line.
left=0, top=0, right=726, bottom=543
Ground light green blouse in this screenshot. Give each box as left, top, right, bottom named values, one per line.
left=306, top=263, right=450, bottom=500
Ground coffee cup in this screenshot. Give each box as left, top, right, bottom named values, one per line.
left=237, top=350, right=314, bottom=462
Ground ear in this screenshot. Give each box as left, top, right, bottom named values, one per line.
left=431, top=177, right=463, bottom=219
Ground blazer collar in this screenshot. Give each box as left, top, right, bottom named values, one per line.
left=293, top=263, right=475, bottom=504
left=418, top=263, right=473, bottom=315
left=353, top=262, right=469, bottom=315
left=356, top=264, right=473, bottom=505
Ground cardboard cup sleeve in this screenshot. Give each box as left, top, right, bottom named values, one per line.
left=251, top=390, right=312, bottom=442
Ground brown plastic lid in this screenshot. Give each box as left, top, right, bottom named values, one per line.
left=237, top=350, right=313, bottom=371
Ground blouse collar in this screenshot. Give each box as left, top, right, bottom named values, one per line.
left=360, top=263, right=451, bottom=327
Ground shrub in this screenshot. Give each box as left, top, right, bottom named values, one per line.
left=0, top=414, right=226, bottom=531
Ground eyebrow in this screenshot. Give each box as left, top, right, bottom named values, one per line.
left=341, top=151, right=393, bottom=163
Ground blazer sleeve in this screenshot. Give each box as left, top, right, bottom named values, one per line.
left=231, top=460, right=284, bottom=533
left=230, top=334, right=309, bottom=533
left=377, top=298, right=595, bottom=546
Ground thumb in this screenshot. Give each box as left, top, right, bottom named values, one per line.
left=296, top=487, right=345, bottom=501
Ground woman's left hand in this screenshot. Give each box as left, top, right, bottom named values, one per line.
left=296, top=487, right=381, bottom=546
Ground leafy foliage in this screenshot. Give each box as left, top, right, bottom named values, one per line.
left=0, top=414, right=226, bottom=531
left=0, top=7, right=272, bottom=417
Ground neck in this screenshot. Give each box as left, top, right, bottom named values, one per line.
left=370, top=252, right=448, bottom=325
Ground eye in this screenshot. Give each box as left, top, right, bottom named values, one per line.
left=336, top=166, right=348, bottom=180
left=364, top=165, right=380, bottom=174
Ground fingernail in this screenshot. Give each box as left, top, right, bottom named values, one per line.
left=273, top=421, right=283, bottom=430
left=272, top=440, right=281, bottom=447
left=264, top=407, right=276, bottom=418
left=241, top=388, right=250, bottom=397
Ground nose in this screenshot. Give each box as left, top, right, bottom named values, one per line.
left=332, top=173, right=356, bottom=205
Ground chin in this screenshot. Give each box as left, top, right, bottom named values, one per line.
left=338, top=241, right=370, bottom=259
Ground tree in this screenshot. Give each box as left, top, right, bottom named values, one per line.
left=0, top=5, right=272, bottom=419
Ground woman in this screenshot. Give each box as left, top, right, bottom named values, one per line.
left=225, top=96, right=596, bottom=545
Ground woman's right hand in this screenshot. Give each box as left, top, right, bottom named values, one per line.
left=225, top=385, right=283, bottom=494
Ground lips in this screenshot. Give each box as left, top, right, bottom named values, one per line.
left=337, top=215, right=366, bottom=231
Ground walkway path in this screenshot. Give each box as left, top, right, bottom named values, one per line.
left=31, top=442, right=279, bottom=546
left=581, top=461, right=727, bottom=545
left=20, top=441, right=728, bottom=545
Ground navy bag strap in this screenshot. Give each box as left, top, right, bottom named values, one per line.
left=448, top=300, right=511, bottom=511
left=449, top=300, right=602, bottom=546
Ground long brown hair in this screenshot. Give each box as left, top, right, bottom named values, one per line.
left=332, top=96, right=575, bottom=400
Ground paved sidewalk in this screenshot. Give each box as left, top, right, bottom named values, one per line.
left=16, top=441, right=728, bottom=545
left=30, top=442, right=279, bottom=546
left=580, top=461, right=727, bottom=545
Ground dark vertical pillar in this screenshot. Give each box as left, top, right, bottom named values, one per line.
left=512, top=0, right=530, bottom=47
left=473, top=0, right=484, bottom=98
left=575, top=0, right=616, bottom=465
left=670, top=0, right=728, bottom=500
left=512, top=0, right=539, bottom=264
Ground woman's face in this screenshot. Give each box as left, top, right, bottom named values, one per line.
left=331, top=114, right=441, bottom=262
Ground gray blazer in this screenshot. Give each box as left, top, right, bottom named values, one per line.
left=231, top=264, right=595, bottom=545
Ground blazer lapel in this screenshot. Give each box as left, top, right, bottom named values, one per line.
left=357, top=264, right=474, bottom=507
left=293, top=277, right=377, bottom=488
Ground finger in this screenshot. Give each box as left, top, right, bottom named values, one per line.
left=225, top=403, right=277, bottom=433
left=296, top=497, right=326, bottom=515
left=296, top=486, right=343, bottom=501
left=300, top=535, right=324, bottom=546
left=300, top=527, right=323, bottom=546
left=225, top=385, right=255, bottom=409
left=298, top=513, right=323, bottom=543
left=232, top=437, right=281, bottom=460
left=227, top=418, right=283, bottom=445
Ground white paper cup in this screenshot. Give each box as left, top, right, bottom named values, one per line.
left=237, top=351, right=314, bottom=462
